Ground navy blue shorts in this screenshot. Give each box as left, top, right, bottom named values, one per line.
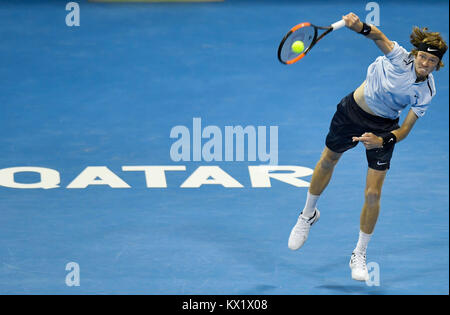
left=325, top=92, right=400, bottom=171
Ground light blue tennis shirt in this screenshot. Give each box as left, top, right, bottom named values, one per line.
left=364, top=41, right=436, bottom=119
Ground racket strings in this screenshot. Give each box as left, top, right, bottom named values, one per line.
left=279, top=26, right=315, bottom=63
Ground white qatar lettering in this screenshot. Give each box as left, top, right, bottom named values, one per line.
left=0, top=165, right=313, bottom=189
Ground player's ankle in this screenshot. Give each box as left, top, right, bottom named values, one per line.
left=301, top=192, right=320, bottom=218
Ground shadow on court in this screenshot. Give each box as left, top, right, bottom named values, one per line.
left=315, top=284, right=386, bottom=295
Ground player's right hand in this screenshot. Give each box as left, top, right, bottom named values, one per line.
left=342, top=12, right=364, bottom=33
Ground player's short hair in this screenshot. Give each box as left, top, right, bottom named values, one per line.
left=410, top=27, right=448, bottom=70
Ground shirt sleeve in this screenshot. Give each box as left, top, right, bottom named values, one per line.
left=384, top=41, right=410, bottom=72
left=412, top=76, right=436, bottom=117
left=411, top=103, right=429, bottom=117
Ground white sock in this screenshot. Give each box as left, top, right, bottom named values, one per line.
left=354, top=231, right=372, bottom=254
left=301, top=191, right=320, bottom=218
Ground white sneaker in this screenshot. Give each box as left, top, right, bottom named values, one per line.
left=349, top=251, right=369, bottom=281
left=288, top=209, right=320, bottom=250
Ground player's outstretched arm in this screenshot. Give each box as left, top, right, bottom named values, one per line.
left=342, top=12, right=394, bottom=55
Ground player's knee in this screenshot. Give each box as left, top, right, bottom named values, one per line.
left=364, top=188, right=381, bottom=205
left=320, top=154, right=339, bottom=170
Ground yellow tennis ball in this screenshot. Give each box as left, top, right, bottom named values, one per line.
left=291, top=40, right=305, bottom=53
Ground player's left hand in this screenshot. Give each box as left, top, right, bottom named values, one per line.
left=352, top=132, right=383, bottom=150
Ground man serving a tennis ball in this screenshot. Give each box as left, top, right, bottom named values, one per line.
left=287, top=12, right=447, bottom=281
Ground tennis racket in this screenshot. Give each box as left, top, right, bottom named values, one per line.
left=277, top=19, right=346, bottom=65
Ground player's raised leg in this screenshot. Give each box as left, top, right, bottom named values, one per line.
left=350, top=167, right=387, bottom=281
left=288, top=147, right=342, bottom=250
left=309, top=147, right=343, bottom=196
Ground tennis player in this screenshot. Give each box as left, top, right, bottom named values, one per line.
left=288, top=13, right=447, bottom=281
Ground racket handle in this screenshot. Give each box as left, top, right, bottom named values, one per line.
left=331, top=19, right=346, bottom=30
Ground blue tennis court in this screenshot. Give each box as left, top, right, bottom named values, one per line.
left=0, top=0, right=448, bottom=295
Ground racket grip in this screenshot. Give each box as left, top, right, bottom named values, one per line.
left=331, top=19, right=346, bottom=30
